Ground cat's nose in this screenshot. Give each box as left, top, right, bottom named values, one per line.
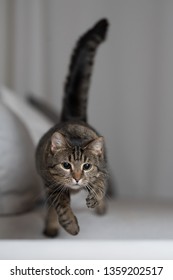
left=73, top=171, right=81, bottom=183
left=74, top=177, right=80, bottom=183
left=73, top=178, right=80, bottom=185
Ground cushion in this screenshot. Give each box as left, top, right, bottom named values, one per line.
left=0, top=99, right=42, bottom=215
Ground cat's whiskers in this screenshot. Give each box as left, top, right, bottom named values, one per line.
left=53, top=185, right=65, bottom=203
left=89, top=183, right=105, bottom=201
left=43, top=187, right=58, bottom=210
left=46, top=184, right=65, bottom=211
left=87, top=184, right=97, bottom=199
left=42, top=180, right=63, bottom=208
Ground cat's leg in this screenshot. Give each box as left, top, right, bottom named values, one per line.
left=86, top=179, right=107, bottom=215
left=44, top=206, right=59, bottom=237
left=54, top=192, right=80, bottom=236
left=95, top=197, right=107, bottom=215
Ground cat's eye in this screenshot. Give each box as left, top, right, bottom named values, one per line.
left=62, top=162, right=71, bottom=170
left=83, top=163, right=92, bottom=171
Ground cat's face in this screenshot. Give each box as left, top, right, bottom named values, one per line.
left=48, top=132, right=104, bottom=191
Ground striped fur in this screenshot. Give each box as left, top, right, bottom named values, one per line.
left=36, top=19, right=109, bottom=237
left=61, top=19, right=109, bottom=122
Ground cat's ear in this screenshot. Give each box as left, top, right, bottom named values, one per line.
left=86, top=137, right=104, bottom=156
left=51, top=132, right=67, bottom=153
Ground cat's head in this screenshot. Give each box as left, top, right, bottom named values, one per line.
left=48, top=131, right=106, bottom=191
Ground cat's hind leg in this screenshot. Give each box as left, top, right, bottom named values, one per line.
left=44, top=206, right=59, bottom=237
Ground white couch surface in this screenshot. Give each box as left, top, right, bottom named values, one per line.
left=1, top=197, right=173, bottom=259
left=1, top=87, right=173, bottom=260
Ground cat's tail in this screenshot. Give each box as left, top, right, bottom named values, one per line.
left=61, top=18, right=109, bottom=122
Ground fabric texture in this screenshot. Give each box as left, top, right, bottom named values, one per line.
left=0, top=90, right=43, bottom=215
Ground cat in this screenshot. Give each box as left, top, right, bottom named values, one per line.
left=36, top=18, right=109, bottom=237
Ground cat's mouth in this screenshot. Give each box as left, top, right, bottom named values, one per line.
left=66, top=182, right=84, bottom=191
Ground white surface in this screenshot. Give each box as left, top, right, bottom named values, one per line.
left=1, top=196, right=173, bottom=239
left=1, top=240, right=173, bottom=260
left=1, top=198, right=173, bottom=259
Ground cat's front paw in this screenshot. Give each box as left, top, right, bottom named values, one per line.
left=60, top=215, right=80, bottom=236
left=66, top=220, right=80, bottom=236
left=86, top=194, right=99, bottom=208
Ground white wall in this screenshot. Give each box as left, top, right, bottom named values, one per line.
left=0, top=0, right=10, bottom=86
left=3, top=0, right=173, bottom=200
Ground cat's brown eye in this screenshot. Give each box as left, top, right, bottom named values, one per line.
left=62, top=162, right=71, bottom=170
left=83, top=163, right=92, bottom=171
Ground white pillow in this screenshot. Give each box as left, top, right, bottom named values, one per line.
left=0, top=87, right=52, bottom=145
left=0, top=101, right=42, bottom=214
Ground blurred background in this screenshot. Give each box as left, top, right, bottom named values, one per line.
left=0, top=0, right=173, bottom=201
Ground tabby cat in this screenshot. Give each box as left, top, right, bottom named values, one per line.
left=36, top=19, right=109, bottom=237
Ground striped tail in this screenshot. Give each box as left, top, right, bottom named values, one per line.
left=61, top=18, right=109, bottom=122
